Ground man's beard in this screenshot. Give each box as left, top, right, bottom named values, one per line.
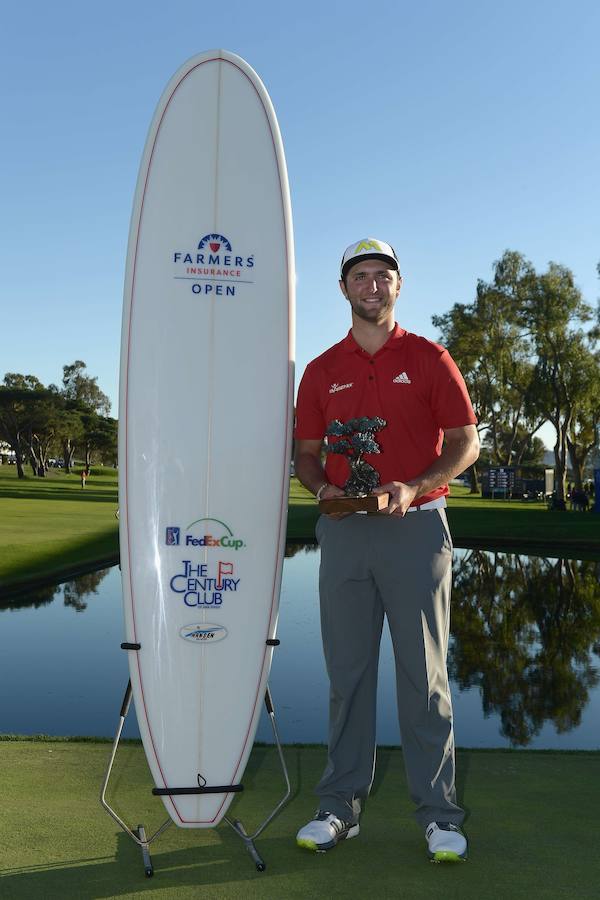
left=350, top=296, right=393, bottom=324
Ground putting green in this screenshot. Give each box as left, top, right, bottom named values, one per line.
left=0, top=739, right=598, bottom=899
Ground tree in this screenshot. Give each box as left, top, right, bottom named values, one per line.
left=0, top=378, right=32, bottom=478
left=0, top=374, right=61, bottom=478
left=20, top=384, right=64, bottom=476
left=432, top=251, right=544, bottom=491
left=566, top=349, right=600, bottom=490
left=0, top=365, right=115, bottom=478
left=60, top=361, right=111, bottom=473
left=79, top=412, right=118, bottom=469
left=62, top=361, right=111, bottom=415
left=435, top=252, right=598, bottom=503
left=55, top=405, right=84, bottom=473
left=523, top=264, right=595, bottom=506
left=482, top=426, right=546, bottom=468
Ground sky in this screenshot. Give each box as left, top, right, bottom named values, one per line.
left=2, top=0, right=599, bottom=449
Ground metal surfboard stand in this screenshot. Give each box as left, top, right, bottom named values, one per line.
left=100, top=677, right=291, bottom=877
left=223, top=684, right=290, bottom=871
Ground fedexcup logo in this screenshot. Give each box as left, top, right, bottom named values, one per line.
left=172, top=232, right=254, bottom=297
left=165, top=518, right=245, bottom=551
left=179, top=624, right=228, bottom=644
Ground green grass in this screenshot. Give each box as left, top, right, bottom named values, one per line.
left=0, top=738, right=598, bottom=899
left=445, top=484, right=600, bottom=550
left=287, top=478, right=600, bottom=554
left=1, top=467, right=598, bottom=593
left=0, top=465, right=119, bottom=591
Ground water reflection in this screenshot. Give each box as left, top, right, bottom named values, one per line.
left=63, top=569, right=110, bottom=612
left=0, top=584, right=57, bottom=611
left=1, top=549, right=598, bottom=748
left=284, top=540, right=317, bottom=559
left=449, top=552, right=600, bottom=746
left=1, top=569, right=110, bottom=612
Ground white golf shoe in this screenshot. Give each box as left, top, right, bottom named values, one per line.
left=296, top=811, right=360, bottom=852
left=425, top=821, right=468, bottom=862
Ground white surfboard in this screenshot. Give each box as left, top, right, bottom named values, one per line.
left=118, top=50, right=294, bottom=827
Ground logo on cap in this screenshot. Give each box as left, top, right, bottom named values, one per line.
left=352, top=240, right=382, bottom=255
left=340, top=238, right=399, bottom=279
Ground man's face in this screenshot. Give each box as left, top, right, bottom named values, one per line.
left=339, top=258, right=402, bottom=324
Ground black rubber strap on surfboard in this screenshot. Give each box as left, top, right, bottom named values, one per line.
left=152, top=784, right=244, bottom=796
left=121, top=642, right=141, bottom=650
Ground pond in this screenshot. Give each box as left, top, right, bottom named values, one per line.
left=1, top=546, right=599, bottom=749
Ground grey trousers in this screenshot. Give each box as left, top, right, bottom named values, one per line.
left=315, top=508, right=464, bottom=829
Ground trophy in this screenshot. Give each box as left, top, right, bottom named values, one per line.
left=319, top=416, right=390, bottom=514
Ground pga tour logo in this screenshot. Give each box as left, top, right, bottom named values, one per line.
left=179, top=623, right=228, bottom=644
left=172, top=232, right=254, bottom=297
left=166, top=527, right=180, bottom=545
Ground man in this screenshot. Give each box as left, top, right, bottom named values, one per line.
left=294, top=238, right=479, bottom=862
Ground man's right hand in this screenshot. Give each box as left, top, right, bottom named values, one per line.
left=318, top=483, right=354, bottom=519
left=294, top=439, right=352, bottom=519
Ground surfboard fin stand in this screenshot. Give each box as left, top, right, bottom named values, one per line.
left=100, top=679, right=291, bottom=876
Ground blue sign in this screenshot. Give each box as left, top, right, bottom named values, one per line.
left=166, top=526, right=180, bottom=545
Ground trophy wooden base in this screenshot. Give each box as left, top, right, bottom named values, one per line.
left=319, top=492, right=390, bottom=515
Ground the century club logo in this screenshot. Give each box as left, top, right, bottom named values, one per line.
left=170, top=559, right=240, bottom=607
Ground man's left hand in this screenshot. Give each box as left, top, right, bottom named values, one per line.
left=373, top=481, right=419, bottom=516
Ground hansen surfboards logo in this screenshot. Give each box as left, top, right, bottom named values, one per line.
left=172, top=233, right=254, bottom=297
left=165, top=518, right=245, bottom=550
left=179, top=624, right=228, bottom=644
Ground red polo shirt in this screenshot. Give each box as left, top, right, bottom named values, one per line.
left=295, top=324, right=477, bottom=505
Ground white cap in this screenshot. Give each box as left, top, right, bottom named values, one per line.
left=340, top=238, right=400, bottom=280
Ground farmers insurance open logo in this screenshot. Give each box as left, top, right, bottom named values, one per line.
left=172, top=233, right=255, bottom=297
